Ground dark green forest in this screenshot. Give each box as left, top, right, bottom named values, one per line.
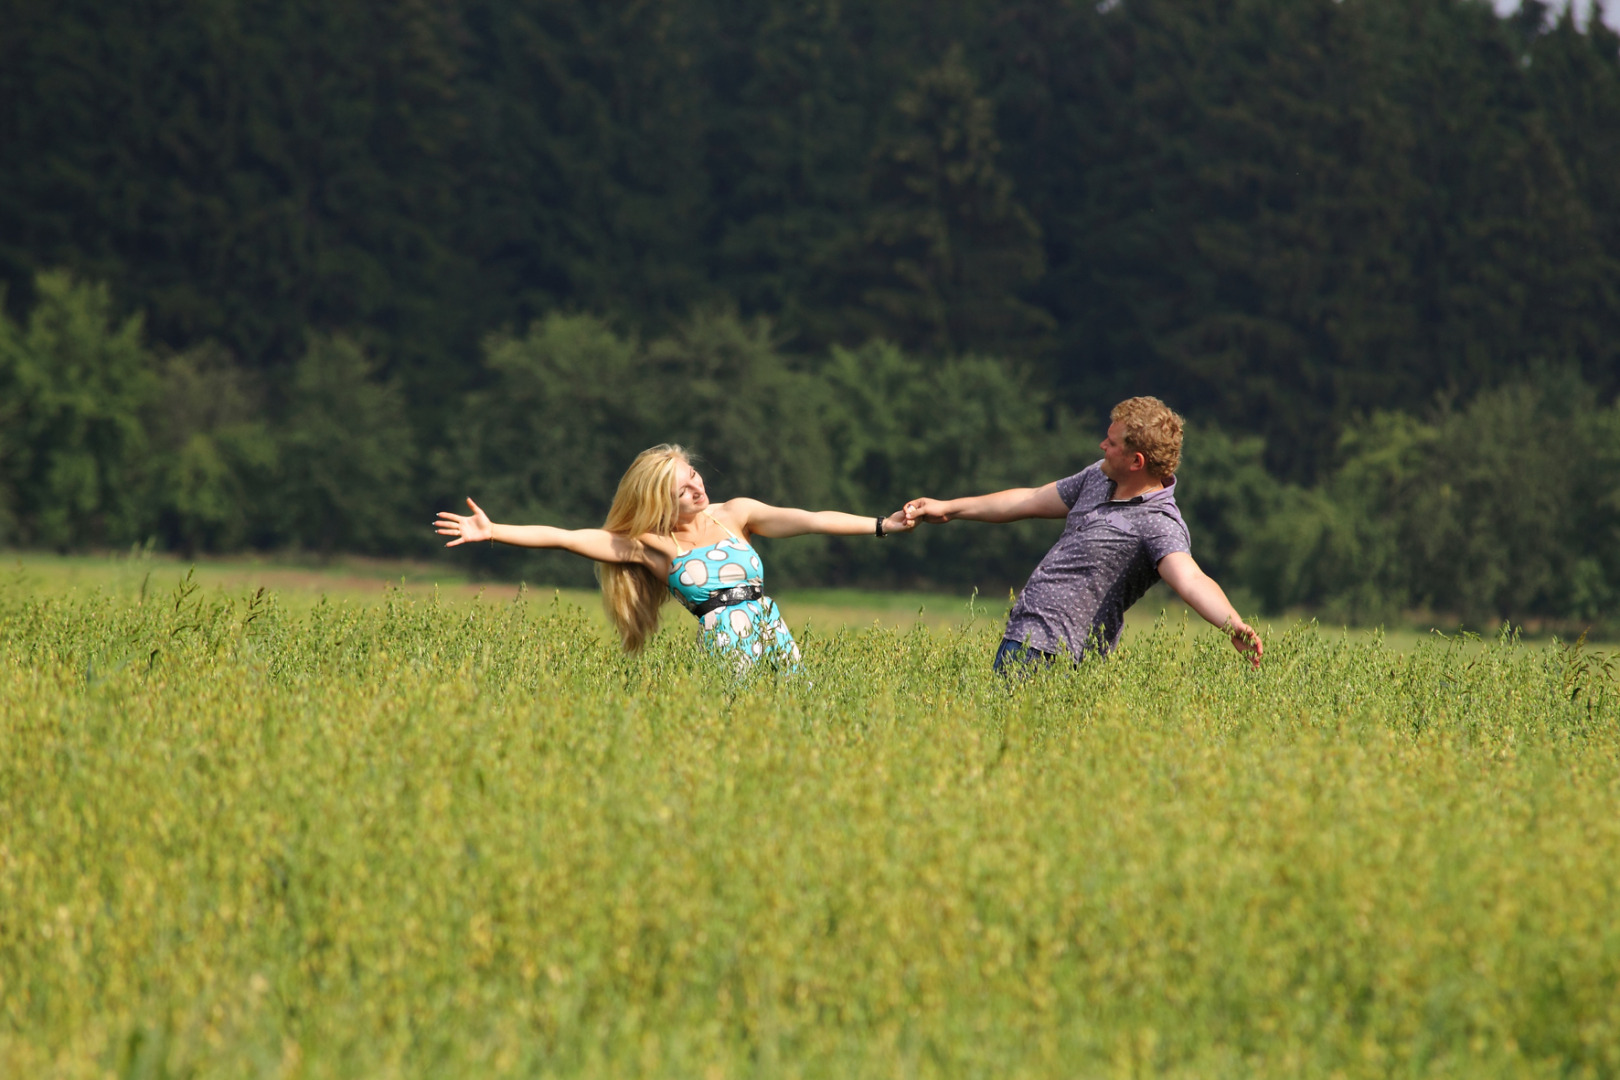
left=2, top=0, right=1618, bottom=627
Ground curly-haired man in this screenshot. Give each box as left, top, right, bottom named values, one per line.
left=904, top=396, right=1263, bottom=672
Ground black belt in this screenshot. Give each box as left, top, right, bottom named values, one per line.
left=679, top=584, right=763, bottom=619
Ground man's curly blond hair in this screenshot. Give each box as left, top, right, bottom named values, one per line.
left=1111, top=396, right=1184, bottom=478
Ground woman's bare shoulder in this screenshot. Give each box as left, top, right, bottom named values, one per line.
left=636, top=531, right=680, bottom=557
left=712, top=499, right=760, bottom=532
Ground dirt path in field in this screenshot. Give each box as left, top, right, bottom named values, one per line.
left=5, top=551, right=570, bottom=606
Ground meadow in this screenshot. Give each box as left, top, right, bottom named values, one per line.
left=2, top=556, right=1618, bottom=1078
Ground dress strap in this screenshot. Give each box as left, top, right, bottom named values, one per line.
left=706, top=509, right=741, bottom=541
left=672, top=510, right=739, bottom=558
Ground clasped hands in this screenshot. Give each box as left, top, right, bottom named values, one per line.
left=900, top=498, right=952, bottom=524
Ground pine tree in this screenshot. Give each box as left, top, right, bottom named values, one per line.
left=457, top=0, right=714, bottom=336
left=0, top=0, right=477, bottom=379
left=692, top=0, right=873, bottom=341
left=830, top=45, right=1052, bottom=358
left=1524, top=9, right=1620, bottom=398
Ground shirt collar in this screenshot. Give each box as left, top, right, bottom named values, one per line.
left=1105, top=474, right=1176, bottom=505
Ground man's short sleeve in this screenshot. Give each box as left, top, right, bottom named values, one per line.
left=1141, top=511, right=1191, bottom=564
left=1054, top=465, right=1099, bottom=509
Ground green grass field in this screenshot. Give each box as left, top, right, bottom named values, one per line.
left=7, top=549, right=1589, bottom=652
left=0, top=551, right=982, bottom=633
left=2, top=554, right=1618, bottom=1077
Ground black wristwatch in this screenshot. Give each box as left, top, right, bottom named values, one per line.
left=875, top=515, right=886, bottom=538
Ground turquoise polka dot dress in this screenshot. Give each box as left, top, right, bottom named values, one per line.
left=667, top=515, right=800, bottom=669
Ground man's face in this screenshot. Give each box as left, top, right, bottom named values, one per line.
left=675, top=461, right=709, bottom=517
left=1098, top=421, right=1140, bottom=482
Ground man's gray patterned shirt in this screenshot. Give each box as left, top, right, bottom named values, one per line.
left=1001, top=461, right=1191, bottom=658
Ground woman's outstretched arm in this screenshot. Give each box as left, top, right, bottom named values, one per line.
left=722, top=498, right=914, bottom=540
left=435, top=498, right=669, bottom=570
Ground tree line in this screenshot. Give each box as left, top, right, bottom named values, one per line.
left=2, top=0, right=1617, bottom=626
left=6, top=0, right=1619, bottom=465
left=4, top=272, right=1617, bottom=630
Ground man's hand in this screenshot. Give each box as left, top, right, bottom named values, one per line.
left=903, top=497, right=953, bottom=524
left=1224, top=617, right=1264, bottom=669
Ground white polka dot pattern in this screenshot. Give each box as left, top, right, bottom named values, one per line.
left=667, top=527, right=800, bottom=670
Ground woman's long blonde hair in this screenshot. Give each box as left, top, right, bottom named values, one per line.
left=596, top=444, right=688, bottom=652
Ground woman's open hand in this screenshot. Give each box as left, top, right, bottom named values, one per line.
left=435, top=498, right=494, bottom=546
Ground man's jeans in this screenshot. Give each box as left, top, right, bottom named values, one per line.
left=993, top=638, right=1068, bottom=675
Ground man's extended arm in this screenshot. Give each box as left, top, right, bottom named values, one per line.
left=904, top=482, right=1069, bottom=524
left=1156, top=551, right=1264, bottom=667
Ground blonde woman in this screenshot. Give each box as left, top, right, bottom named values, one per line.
left=435, top=445, right=913, bottom=665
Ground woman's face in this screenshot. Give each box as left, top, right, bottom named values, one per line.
left=674, top=460, right=709, bottom=519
